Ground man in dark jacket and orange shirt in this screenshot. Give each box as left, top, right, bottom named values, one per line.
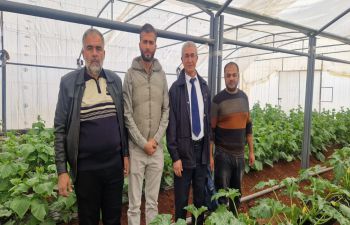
left=167, top=41, right=212, bottom=225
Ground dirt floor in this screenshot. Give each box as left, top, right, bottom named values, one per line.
left=120, top=146, right=338, bottom=225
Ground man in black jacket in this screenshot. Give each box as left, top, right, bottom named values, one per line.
left=166, top=41, right=212, bottom=225
left=54, top=28, right=129, bottom=225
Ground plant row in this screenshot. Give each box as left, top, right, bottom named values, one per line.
left=151, top=146, right=350, bottom=225
left=246, top=104, right=350, bottom=172
left=1, top=104, right=350, bottom=224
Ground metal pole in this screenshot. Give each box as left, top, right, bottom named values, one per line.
left=97, top=0, right=112, bottom=18
left=319, top=60, right=323, bottom=113
left=0, top=1, right=213, bottom=45
left=111, top=0, right=114, bottom=20
left=209, top=0, right=231, bottom=96
left=224, top=38, right=309, bottom=57
left=301, top=35, right=317, bottom=169
left=1, top=11, right=6, bottom=132
left=316, top=8, right=350, bottom=35
left=209, top=15, right=219, bottom=98
left=216, top=15, right=224, bottom=93
left=207, top=14, right=214, bottom=97
left=177, top=0, right=350, bottom=45
left=125, top=0, right=164, bottom=23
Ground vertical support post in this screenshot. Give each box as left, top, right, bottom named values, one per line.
left=111, top=0, right=114, bottom=20
left=207, top=14, right=214, bottom=97
left=185, top=17, right=188, bottom=35
left=301, top=35, right=317, bottom=169
left=1, top=11, right=6, bottom=132
left=216, top=15, right=224, bottom=93
left=209, top=15, right=220, bottom=98
left=319, top=60, right=323, bottom=113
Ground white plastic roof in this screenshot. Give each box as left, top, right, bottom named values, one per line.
left=2, top=0, right=350, bottom=129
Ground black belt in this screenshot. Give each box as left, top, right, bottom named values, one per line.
left=192, top=138, right=204, bottom=146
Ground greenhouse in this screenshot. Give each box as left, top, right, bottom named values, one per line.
left=1, top=0, right=350, bottom=224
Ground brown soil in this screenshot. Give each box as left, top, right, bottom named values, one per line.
left=120, top=146, right=339, bottom=225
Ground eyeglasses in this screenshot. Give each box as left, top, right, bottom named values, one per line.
left=183, top=53, right=197, bottom=59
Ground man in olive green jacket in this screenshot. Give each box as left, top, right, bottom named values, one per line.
left=123, top=23, right=169, bottom=225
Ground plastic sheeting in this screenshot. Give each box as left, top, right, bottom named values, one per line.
left=1, top=0, right=350, bottom=129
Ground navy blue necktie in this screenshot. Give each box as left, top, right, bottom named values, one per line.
left=190, top=78, right=201, bottom=136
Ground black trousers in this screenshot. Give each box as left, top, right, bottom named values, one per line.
left=174, top=140, right=207, bottom=225
left=75, top=156, right=124, bottom=225
left=214, top=149, right=245, bottom=214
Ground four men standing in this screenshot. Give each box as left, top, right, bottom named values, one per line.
left=54, top=24, right=254, bottom=225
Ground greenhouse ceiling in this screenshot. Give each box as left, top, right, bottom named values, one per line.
left=2, top=0, right=350, bottom=52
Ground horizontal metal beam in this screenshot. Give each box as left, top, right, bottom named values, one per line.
left=223, top=38, right=308, bottom=57
left=177, top=0, right=350, bottom=45
left=124, top=0, right=165, bottom=23
left=316, top=54, right=350, bottom=64
left=316, top=8, right=350, bottom=35
left=0, top=1, right=213, bottom=45
left=6, top=62, right=182, bottom=76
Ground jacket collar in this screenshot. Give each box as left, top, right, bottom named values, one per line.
left=176, top=68, right=207, bottom=86
left=131, top=56, right=162, bottom=73
left=76, top=67, right=115, bottom=85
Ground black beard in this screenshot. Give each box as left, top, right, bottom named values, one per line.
left=226, top=86, right=238, bottom=93
left=141, top=51, right=154, bottom=62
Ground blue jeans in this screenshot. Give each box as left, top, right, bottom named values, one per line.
left=214, top=149, right=245, bottom=214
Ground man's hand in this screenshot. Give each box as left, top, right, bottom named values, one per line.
left=173, top=160, right=183, bottom=177
left=58, top=173, right=72, bottom=197
left=210, top=155, right=215, bottom=172
left=249, top=151, right=255, bottom=166
left=144, top=139, right=157, bottom=155
left=123, top=157, right=129, bottom=176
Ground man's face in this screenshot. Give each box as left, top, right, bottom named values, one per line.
left=224, top=64, right=239, bottom=92
left=139, top=32, right=156, bottom=62
left=181, top=46, right=198, bottom=76
left=82, top=33, right=105, bottom=76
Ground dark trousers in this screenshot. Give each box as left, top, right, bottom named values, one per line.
left=174, top=140, right=207, bottom=225
left=75, top=157, right=124, bottom=225
left=214, top=149, right=245, bottom=214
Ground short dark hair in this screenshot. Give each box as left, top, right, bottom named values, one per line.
left=82, top=28, right=104, bottom=47
left=224, top=62, right=239, bottom=73
left=140, top=23, right=157, bottom=40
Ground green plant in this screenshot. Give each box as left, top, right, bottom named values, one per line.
left=0, top=118, right=77, bottom=224
left=161, top=137, right=174, bottom=188
left=184, top=204, right=207, bottom=225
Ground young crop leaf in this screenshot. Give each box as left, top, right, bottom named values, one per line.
left=339, top=203, right=350, bottom=219
left=174, top=218, right=187, bottom=225
left=30, top=199, right=47, bottom=221
left=19, top=144, right=35, bottom=159
left=149, top=214, right=172, bottom=225
left=184, top=204, right=207, bottom=224
left=33, top=182, right=55, bottom=195
left=9, top=197, right=31, bottom=219
left=249, top=199, right=272, bottom=219
left=254, top=179, right=278, bottom=190
left=205, top=205, right=239, bottom=225
left=0, top=164, right=16, bottom=179
left=0, top=208, right=12, bottom=217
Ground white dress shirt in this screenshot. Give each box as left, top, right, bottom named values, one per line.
left=185, top=73, right=204, bottom=140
